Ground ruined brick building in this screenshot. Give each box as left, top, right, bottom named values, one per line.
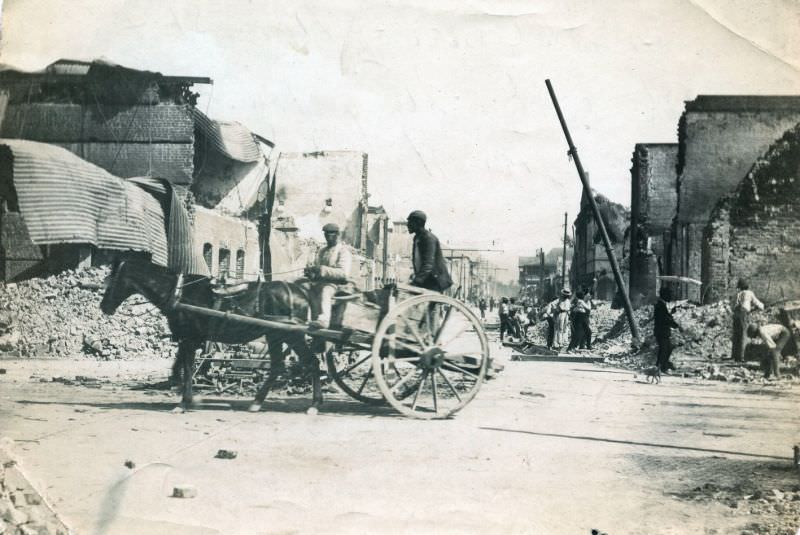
left=628, top=95, right=800, bottom=306
left=703, top=124, right=800, bottom=304
left=0, top=60, right=272, bottom=279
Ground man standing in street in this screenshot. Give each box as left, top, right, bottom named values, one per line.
left=478, top=297, right=487, bottom=320
left=407, top=210, right=453, bottom=293
left=305, top=222, right=352, bottom=328
left=654, top=286, right=681, bottom=373
left=732, top=279, right=765, bottom=362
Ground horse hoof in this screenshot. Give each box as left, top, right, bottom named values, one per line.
left=306, top=406, right=319, bottom=416
left=171, top=406, right=186, bottom=414
left=248, top=403, right=262, bottom=413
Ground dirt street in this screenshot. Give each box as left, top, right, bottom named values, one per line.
left=1, top=337, right=799, bottom=535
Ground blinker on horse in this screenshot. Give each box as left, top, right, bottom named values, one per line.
left=100, top=259, right=321, bottom=413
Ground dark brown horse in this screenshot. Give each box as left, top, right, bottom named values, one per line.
left=100, top=258, right=321, bottom=413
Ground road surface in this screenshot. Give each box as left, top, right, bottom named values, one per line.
left=1, top=336, right=798, bottom=534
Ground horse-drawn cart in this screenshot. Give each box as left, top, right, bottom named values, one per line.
left=171, top=282, right=490, bottom=419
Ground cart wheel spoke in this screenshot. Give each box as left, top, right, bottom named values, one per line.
left=436, top=368, right=462, bottom=402
left=339, top=352, right=372, bottom=375
left=431, top=371, right=438, bottom=413
left=440, top=361, right=480, bottom=380
left=411, top=370, right=428, bottom=411
left=326, top=350, right=385, bottom=405
left=400, top=316, right=431, bottom=348
left=434, top=304, right=454, bottom=344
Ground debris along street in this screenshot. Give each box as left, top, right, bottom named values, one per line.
left=2, top=1, right=800, bottom=534
left=0, top=327, right=798, bottom=535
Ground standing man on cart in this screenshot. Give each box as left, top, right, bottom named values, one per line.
left=305, top=222, right=353, bottom=329
left=407, top=210, right=453, bottom=293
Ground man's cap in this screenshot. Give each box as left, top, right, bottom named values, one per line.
left=322, top=223, right=340, bottom=233
left=561, top=288, right=572, bottom=297
left=407, top=210, right=427, bottom=223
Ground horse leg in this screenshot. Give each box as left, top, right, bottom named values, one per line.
left=248, top=340, right=286, bottom=413
left=173, top=339, right=200, bottom=413
left=292, top=336, right=322, bottom=414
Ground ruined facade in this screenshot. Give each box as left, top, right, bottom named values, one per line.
left=572, top=190, right=629, bottom=302
left=0, top=59, right=281, bottom=282
left=629, top=143, right=679, bottom=307
left=672, top=96, right=800, bottom=300
left=0, top=59, right=207, bottom=187
left=703, top=124, right=800, bottom=304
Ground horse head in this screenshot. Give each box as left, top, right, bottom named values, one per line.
left=100, top=260, right=135, bottom=315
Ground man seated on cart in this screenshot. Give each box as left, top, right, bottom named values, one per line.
left=305, top=222, right=353, bottom=329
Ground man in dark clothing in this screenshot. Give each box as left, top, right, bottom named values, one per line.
left=407, top=210, right=453, bottom=293
left=478, top=297, right=487, bottom=320
left=489, top=296, right=495, bottom=312
left=654, top=286, right=681, bottom=372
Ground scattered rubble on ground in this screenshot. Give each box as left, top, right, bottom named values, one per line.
left=0, top=448, right=70, bottom=535
left=0, top=267, right=176, bottom=360
left=676, top=481, right=800, bottom=535
left=591, top=300, right=800, bottom=382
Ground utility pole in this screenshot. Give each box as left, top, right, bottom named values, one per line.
left=546, top=79, right=641, bottom=346
left=562, top=212, right=568, bottom=290
left=539, top=248, right=545, bottom=302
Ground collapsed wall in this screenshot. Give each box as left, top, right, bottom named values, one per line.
left=703, top=123, right=800, bottom=304
left=672, top=96, right=800, bottom=301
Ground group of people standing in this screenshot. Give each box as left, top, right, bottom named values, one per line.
left=541, top=288, right=594, bottom=351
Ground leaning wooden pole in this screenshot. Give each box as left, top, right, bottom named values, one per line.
left=545, top=79, right=641, bottom=346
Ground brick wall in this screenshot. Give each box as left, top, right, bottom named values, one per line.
left=703, top=123, right=800, bottom=304
left=52, top=142, right=194, bottom=185
left=0, top=102, right=195, bottom=185
left=629, top=143, right=678, bottom=306
left=1, top=103, right=194, bottom=143
left=673, top=97, right=800, bottom=300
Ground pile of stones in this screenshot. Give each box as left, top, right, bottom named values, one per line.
left=0, top=267, right=175, bottom=360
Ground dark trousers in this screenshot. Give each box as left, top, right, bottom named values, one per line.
left=569, top=313, right=592, bottom=350
left=546, top=317, right=555, bottom=348
left=500, top=314, right=511, bottom=341
left=656, top=334, right=673, bottom=372
left=731, top=308, right=749, bottom=361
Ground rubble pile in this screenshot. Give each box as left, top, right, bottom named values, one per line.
left=0, top=267, right=176, bottom=360
left=593, top=299, right=800, bottom=380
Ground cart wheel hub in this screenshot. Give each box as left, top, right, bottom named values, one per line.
left=420, top=347, right=445, bottom=369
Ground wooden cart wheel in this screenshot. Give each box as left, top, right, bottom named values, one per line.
left=371, top=294, right=489, bottom=419
left=325, top=349, right=385, bottom=405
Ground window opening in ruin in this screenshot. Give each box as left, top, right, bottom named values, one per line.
left=236, top=249, right=245, bottom=280
left=202, top=243, right=213, bottom=271
left=218, top=248, right=231, bottom=279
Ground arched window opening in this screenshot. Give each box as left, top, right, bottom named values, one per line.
left=202, top=243, right=213, bottom=272
left=218, top=248, right=231, bottom=280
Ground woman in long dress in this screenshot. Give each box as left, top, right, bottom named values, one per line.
left=553, top=288, right=572, bottom=349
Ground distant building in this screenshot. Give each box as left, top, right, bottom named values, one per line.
left=572, top=189, right=629, bottom=302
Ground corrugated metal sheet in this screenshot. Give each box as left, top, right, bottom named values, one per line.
left=128, top=176, right=209, bottom=276
left=192, top=109, right=262, bottom=163
left=0, top=139, right=208, bottom=275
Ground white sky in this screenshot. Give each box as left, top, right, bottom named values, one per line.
left=2, top=0, right=799, bottom=281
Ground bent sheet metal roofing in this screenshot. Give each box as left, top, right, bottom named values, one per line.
left=0, top=139, right=208, bottom=275
left=192, top=108, right=262, bottom=163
